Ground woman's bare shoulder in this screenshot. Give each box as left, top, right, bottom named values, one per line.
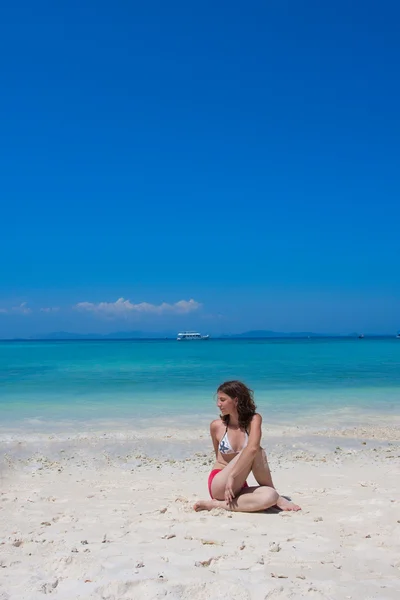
left=210, top=418, right=224, bottom=431
left=249, top=413, right=263, bottom=428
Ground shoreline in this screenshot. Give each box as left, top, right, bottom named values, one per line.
left=1, top=408, right=399, bottom=446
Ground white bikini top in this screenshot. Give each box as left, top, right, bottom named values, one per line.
left=218, top=427, right=249, bottom=455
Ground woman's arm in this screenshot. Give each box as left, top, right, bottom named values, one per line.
left=210, top=420, right=220, bottom=458
left=230, top=413, right=262, bottom=479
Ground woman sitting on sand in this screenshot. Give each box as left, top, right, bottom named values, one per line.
left=194, top=380, right=301, bottom=513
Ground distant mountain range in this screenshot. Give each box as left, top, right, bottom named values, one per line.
left=220, top=330, right=326, bottom=338
left=17, top=329, right=332, bottom=340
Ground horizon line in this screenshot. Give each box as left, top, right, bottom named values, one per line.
left=1, top=334, right=398, bottom=342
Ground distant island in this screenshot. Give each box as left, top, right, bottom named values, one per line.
left=220, top=330, right=325, bottom=339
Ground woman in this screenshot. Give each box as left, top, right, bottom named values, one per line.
left=194, top=380, right=301, bottom=513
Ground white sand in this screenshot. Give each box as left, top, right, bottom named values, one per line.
left=1, top=424, right=399, bottom=600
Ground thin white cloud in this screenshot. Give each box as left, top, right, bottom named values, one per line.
left=15, top=303, right=32, bottom=315
left=74, top=297, right=202, bottom=318
left=40, top=307, right=60, bottom=313
left=0, top=302, right=32, bottom=315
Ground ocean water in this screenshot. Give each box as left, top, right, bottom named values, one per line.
left=1, top=339, right=399, bottom=434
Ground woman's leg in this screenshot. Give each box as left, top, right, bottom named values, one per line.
left=194, top=485, right=279, bottom=512
left=251, top=448, right=275, bottom=488
left=210, top=452, right=252, bottom=500
left=208, top=448, right=301, bottom=512
left=210, top=447, right=274, bottom=500
left=251, top=448, right=301, bottom=511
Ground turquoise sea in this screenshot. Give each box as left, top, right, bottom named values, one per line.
left=1, top=338, right=400, bottom=435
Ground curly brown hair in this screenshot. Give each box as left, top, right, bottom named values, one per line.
left=217, top=380, right=257, bottom=430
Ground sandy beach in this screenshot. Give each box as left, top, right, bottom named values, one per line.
left=1, top=422, right=399, bottom=600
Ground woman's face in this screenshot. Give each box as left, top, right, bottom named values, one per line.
left=217, top=391, right=237, bottom=415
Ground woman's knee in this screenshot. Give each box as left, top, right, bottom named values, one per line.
left=210, top=476, right=227, bottom=501
left=262, top=487, right=279, bottom=508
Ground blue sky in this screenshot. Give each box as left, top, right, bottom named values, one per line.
left=1, top=0, right=399, bottom=337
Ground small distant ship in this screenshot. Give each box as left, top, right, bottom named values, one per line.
left=177, top=331, right=210, bottom=341
left=358, top=334, right=364, bottom=339
left=396, top=332, right=400, bottom=339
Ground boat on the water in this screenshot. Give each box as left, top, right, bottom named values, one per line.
left=177, top=331, right=209, bottom=341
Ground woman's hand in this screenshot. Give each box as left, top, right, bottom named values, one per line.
left=224, top=474, right=235, bottom=504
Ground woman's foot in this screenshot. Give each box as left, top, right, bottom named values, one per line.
left=193, top=499, right=221, bottom=512
left=276, top=496, right=301, bottom=511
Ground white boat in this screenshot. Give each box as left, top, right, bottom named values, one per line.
left=177, top=331, right=209, bottom=341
